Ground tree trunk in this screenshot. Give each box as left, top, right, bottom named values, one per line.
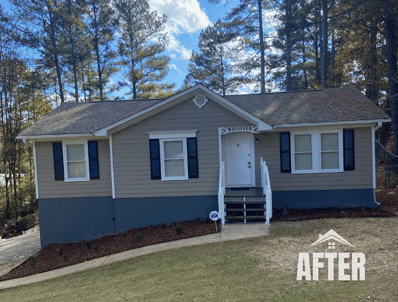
left=321, top=0, right=328, bottom=89
left=384, top=0, right=398, bottom=154
left=258, top=0, right=265, bottom=93
left=286, top=0, right=292, bottom=91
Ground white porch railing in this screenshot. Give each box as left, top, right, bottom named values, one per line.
left=218, top=162, right=226, bottom=225
left=260, top=157, right=273, bottom=224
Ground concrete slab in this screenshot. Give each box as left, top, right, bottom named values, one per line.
left=0, top=232, right=41, bottom=265
left=0, top=223, right=269, bottom=290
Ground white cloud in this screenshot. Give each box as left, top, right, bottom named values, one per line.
left=149, top=0, right=210, bottom=60
left=169, top=63, right=182, bottom=73
left=149, top=0, right=211, bottom=35
left=170, top=54, right=176, bottom=58
left=168, top=35, right=192, bottom=60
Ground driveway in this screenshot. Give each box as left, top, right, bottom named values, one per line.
left=0, top=231, right=41, bottom=277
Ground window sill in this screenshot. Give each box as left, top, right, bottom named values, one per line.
left=291, top=170, right=344, bottom=174
left=161, top=177, right=189, bottom=181
left=64, top=178, right=90, bottom=182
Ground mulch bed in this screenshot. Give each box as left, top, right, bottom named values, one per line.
left=271, top=206, right=395, bottom=222
left=0, top=219, right=220, bottom=281
left=1, top=189, right=397, bottom=282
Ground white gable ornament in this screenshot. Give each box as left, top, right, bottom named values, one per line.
left=193, top=94, right=208, bottom=108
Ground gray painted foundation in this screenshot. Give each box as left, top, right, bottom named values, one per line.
left=272, top=189, right=376, bottom=209
left=38, top=195, right=218, bottom=247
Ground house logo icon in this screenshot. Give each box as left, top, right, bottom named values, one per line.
left=309, top=229, right=354, bottom=249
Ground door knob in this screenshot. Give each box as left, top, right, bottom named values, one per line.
left=248, top=162, right=251, bottom=168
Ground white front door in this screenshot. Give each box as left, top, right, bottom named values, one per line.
left=224, top=132, right=255, bottom=187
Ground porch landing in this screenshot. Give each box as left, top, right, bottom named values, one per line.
left=225, top=187, right=264, bottom=197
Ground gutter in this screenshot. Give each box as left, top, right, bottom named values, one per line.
left=373, top=122, right=382, bottom=206
left=22, top=138, right=33, bottom=147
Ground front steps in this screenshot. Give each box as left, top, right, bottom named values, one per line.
left=224, top=188, right=266, bottom=223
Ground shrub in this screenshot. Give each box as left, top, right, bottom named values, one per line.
left=30, top=256, right=36, bottom=267
left=62, top=253, right=68, bottom=260
left=85, top=240, right=91, bottom=249
left=362, top=205, right=371, bottom=212
left=135, top=231, right=143, bottom=241
left=161, top=223, right=167, bottom=229
left=200, top=215, right=206, bottom=224
left=175, top=223, right=182, bottom=234
left=57, top=246, right=63, bottom=255
left=93, top=244, right=99, bottom=251
left=120, top=229, right=127, bottom=237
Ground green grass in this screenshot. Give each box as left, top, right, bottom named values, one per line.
left=0, top=218, right=397, bottom=301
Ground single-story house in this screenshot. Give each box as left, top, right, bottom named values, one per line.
left=18, top=84, right=390, bottom=247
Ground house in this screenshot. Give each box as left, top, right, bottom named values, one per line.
left=17, top=84, right=390, bottom=247
left=309, top=229, right=354, bottom=249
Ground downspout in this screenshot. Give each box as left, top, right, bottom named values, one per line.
left=373, top=122, right=382, bottom=205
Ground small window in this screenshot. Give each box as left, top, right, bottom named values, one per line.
left=63, top=141, right=90, bottom=181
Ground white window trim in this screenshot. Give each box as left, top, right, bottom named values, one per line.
left=62, top=140, right=90, bottom=182
left=160, top=138, right=189, bottom=181
left=291, top=129, right=343, bottom=174
left=148, top=130, right=197, bottom=181
left=147, top=130, right=197, bottom=139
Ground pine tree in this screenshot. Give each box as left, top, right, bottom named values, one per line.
left=115, top=0, right=170, bottom=99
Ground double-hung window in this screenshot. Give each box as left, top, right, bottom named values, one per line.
left=62, top=141, right=90, bottom=181
left=161, top=139, right=188, bottom=180
left=292, top=130, right=343, bottom=173
left=148, top=130, right=198, bottom=181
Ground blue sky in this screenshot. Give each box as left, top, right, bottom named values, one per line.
left=1, top=0, right=243, bottom=98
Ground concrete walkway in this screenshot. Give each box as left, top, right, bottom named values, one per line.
left=0, top=223, right=269, bottom=290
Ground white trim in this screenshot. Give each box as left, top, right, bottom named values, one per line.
left=372, top=125, right=376, bottom=190
left=218, top=128, right=223, bottom=167
left=220, top=126, right=259, bottom=135
left=33, top=142, right=39, bottom=200
left=159, top=138, right=189, bottom=181
left=17, top=133, right=93, bottom=140
left=109, top=134, right=115, bottom=199
left=147, top=130, right=198, bottom=139
left=193, top=94, right=208, bottom=108
left=94, top=84, right=272, bottom=136
left=274, top=119, right=390, bottom=129
left=291, top=129, right=343, bottom=174
left=62, top=140, right=90, bottom=182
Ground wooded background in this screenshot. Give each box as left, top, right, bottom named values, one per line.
left=0, top=0, right=397, bottom=225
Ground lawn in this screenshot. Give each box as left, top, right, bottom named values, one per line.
left=0, top=215, right=397, bottom=301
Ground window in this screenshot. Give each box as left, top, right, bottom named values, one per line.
left=160, top=139, right=188, bottom=180
left=292, top=130, right=343, bottom=174
left=62, top=141, right=90, bottom=181
left=148, top=130, right=198, bottom=181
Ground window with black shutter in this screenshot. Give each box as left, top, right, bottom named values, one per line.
left=149, top=139, right=161, bottom=179
left=187, top=137, right=198, bottom=178
left=53, top=142, right=64, bottom=180
left=343, top=129, right=355, bottom=170
left=88, top=141, right=100, bottom=179
left=280, top=132, right=291, bottom=173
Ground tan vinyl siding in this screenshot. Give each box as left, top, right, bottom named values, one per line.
left=112, top=97, right=252, bottom=198
left=36, top=140, right=112, bottom=198
left=254, top=127, right=373, bottom=191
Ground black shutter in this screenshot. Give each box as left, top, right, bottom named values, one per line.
left=343, top=129, right=355, bottom=171
left=53, top=142, right=64, bottom=181
left=149, top=139, right=161, bottom=179
left=88, top=141, right=100, bottom=179
left=187, top=137, right=199, bottom=178
left=280, top=132, right=291, bottom=173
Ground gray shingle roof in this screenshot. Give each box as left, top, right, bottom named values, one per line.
left=19, top=87, right=389, bottom=137
left=224, top=87, right=389, bottom=125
